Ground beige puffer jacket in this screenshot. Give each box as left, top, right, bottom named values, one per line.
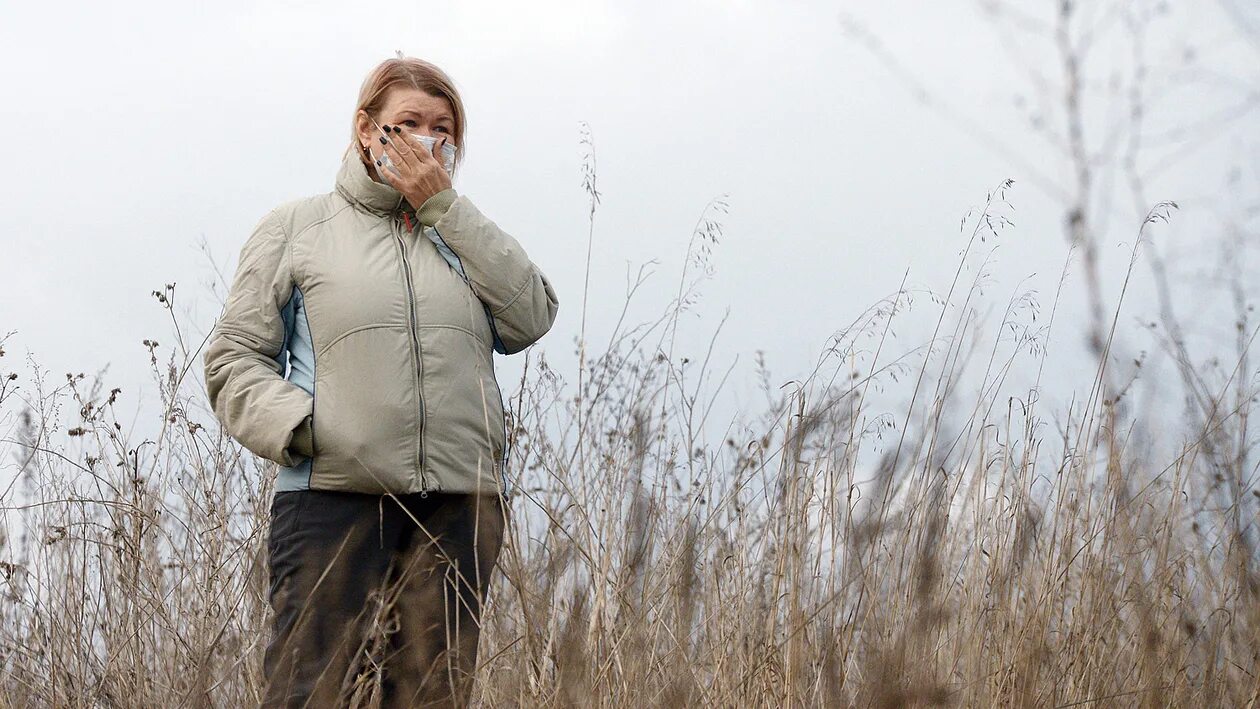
left=203, top=149, right=559, bottom=495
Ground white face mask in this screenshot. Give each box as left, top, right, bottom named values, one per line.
left=373, top=133, right=457, bottom=182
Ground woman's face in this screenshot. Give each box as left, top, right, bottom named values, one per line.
left=356, top=87, right=456, bottom=173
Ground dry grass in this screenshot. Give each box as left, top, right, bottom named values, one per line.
left=1, top=175, right=1257, bottom=708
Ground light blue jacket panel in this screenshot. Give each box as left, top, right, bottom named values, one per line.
left=276, top=285, right=315, bottom=492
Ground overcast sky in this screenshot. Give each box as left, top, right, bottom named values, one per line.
left=2, top=0, right=1258, bottom=453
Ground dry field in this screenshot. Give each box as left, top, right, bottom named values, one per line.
left=0, top=183, right=1256, bottom=707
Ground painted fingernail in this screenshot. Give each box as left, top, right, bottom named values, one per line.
left=381, top=124, right=391, bottom=132
left=392, top=126, right=401, bottom=133
left=375, top=160, right=381, bottom=165
left=379, top=136, right=387, bottom=144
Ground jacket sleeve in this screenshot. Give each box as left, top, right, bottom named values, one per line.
left=203, top=209, right=314, bottom=467
left=418, top=188, right=560, bottom=355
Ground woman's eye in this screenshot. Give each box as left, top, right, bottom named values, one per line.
left=435, top=126, right=450, bottom=134
left=402, top=120, right=418, bottom=127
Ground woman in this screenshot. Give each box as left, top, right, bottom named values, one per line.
left=203, top=56, right=559, bottom=708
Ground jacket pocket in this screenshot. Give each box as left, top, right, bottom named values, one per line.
left=310, top=324, right=419, bottom=493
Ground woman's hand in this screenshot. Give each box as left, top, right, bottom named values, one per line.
left=376, top=124, right=453, bottom=212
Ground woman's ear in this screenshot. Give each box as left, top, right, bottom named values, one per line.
left=355, top=109, right=374, bottom=149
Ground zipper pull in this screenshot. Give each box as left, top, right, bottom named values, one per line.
left=403, top=212, right=413, bottom=232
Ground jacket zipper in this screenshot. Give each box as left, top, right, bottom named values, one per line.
left=392, top=212, right=430, bottom=494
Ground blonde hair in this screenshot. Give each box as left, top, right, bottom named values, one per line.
left=346, top=56, right=467, bottom=178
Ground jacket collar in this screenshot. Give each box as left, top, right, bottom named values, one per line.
left=333, top=148, right=415, bottom=218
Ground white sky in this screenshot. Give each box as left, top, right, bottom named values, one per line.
left=2, top=1, right=1258, bottom=455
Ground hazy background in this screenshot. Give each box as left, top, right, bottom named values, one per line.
left=2, top=0, right=1257, bottom=451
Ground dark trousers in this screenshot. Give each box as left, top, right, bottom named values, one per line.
left=261, top=488, right=508, bottom=708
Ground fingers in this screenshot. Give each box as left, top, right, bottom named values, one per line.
left=406, top=131, right=440, bottom=166
left=409, top=134, right=448, bottom=177
left=431, top=135, right=447, bottom=167
left=365, top=115, right=398, bottom=162
left=370, top=128, right=401, bottom=185
left=374, top=152, right=400, bottom=187
left=380, top=125, right=418, bottom=174
left=391, top=125, right=418, bottom=158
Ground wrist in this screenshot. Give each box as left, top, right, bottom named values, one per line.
left=288, top=415, right=314, bottom=459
